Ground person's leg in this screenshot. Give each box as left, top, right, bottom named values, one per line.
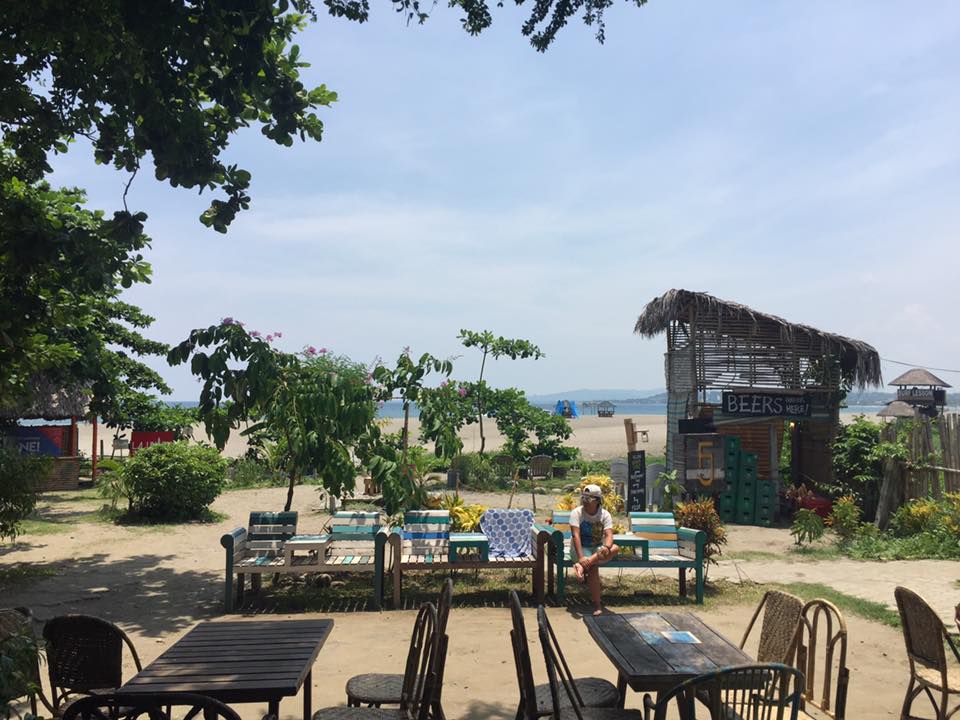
left=586, top=564, right=602, bottom=614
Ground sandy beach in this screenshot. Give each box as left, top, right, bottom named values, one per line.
left=79, top=411, right=875, bottom=462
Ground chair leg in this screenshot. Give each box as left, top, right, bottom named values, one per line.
left=515, top=701, right=524, bottom=720
left=678, top=568, right=686, bottom=598
left=900, top=676, right=919, bottom=719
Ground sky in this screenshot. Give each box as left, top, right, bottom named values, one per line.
left=49, top=1, right=960, bottom=400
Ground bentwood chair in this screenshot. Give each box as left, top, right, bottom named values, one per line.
left=0, top=607, right=51, bottom=716
left=316, top=602, right=445, bottom=720
left=528, top=456, right=553, bottom=512
left=535, top=606, right=641, bottom=720
left=63, top=692, right=241, bottom=720
left=43, top=614, right=143, bottom=714
left=741, top=591, right=804, bottom=665
left=509, top=593, right=618, bottom=720
left=345, top=578, right=453, bottom=718
left=795, top=599, right=849, bottom=720
left=894, top=586, right=960, bottom=720
left=642, top=664, right=804, bottom=720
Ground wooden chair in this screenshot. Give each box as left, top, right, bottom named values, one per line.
left=796, top=599, right=849, bottom=720
left=62, top=692, right=241, bottom=720
left=315, top=602, right=444, bottom=720
left=43, top=614, right=143, bottom=714
left=894, top=586, right=960, bottom=720
left=492, top=454, right=518, bottom=507
left=510, top=593, right=618, bottom=720
left=536, top=606, right=640, bottom=720
left=346, top=579, right=453, bottom=717
left=0, top=607, right=51, bottom=716
left=741, top=590, right=803, bottom=665
left=642, top=663, right=804, bottom=720
left=528, top=455, right=553, bottom=512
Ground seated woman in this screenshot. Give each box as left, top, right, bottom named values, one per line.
left=570, top=484, right=619, bottom=615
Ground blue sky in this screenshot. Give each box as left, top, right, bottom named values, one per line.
left=50, top=1, right=960, bottom=399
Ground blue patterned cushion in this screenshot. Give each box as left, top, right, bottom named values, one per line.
left=480, top=509, right=534, bottom=558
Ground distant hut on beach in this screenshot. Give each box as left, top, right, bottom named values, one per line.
left=597, top=401, right=616, bottom=418
left=877, top=400, right=918, bottom=420
left=634, top=289, right=882, bottom=524
left=0, top=377, right=92, bottom=491
left=888, top=367, right=950, bottom=417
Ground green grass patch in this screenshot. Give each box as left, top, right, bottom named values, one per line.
left=108, top=508, right=228, bottom=526
left=775, top=582, right=900, bottom=627
left=724, top=550, right=782, bottom=562
left=787, top=546, right=843, bottom=561
left=0, top=563, right=57, bottom=588
left=18, top=518, right=70, bottom=535
left=842, top=531, right=960, bottom=561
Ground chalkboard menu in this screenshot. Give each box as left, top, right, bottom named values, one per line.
left=721, top=390, right=811, bottom=417
left=627, top=450, right=646, bottom=512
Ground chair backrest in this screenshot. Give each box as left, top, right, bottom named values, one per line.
left=529, top=455, right=553, bottom=479
left=492, top=454, right=515, bottom=479
left=403, top=510, right=451, bottom=555
left=508, top=592, right=539, bottom=720
left=329, top=511, right=381, bottom=537
left=741, top=590, right=803, bottom=664
left=43, top=614, right=143, bottom=710
left=649, top=663, right=804, bottom=720
left=480, top=509, right=535, bottom=558
left=550, top=511, right=574, bottom=541
left=400, top=602, right=441, bottom=720
left=247, top=511, right=298, bottom=555
left=629, top=512, right=680, bottom=556
left=796, top=599, right=849, bottom=720
left=536, top=606, right=586, bottom=720
left=895, top=586, right=957, bottom=686
left=63, top=692, right=241, bottom=720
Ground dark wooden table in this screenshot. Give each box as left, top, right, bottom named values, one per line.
left=583, top=611, right=752, bottom=707
left=120, top=619, right=334, bottom=720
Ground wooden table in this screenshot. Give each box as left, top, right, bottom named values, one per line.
left=583, top=611, right=752, bottom=707
left=120, top=619, right=333, bottom=720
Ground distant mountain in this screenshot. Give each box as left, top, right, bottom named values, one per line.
left=527, top=388, right=665, bottom=403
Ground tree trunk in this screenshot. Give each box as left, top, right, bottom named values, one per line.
left=284, top=469, right=297, bottom=512
left=478, top=350, right=487, bottom=455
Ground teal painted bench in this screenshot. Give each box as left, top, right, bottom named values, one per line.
left=220, top=511, right=388, bottom=611
left=548, top=510, right=707, bottom=604
left=385, top=509, right=552, bottom=606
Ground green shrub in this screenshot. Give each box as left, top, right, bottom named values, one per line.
left=225, top=457, right=284, bottom=488
left=96, top=457, right=134, bottom=510
left=791, top=508, right=826, bottom=546
left=451, top=453, right=499, bottom=490
left=827, top=495, right=862, bottom=543
left=124, top=442, right=226, bottom=520
left=0, top=448, right=50, bottom=540
left=674, top=498, right=727, bottom=577
left=0, top=615, right=44, bottom=715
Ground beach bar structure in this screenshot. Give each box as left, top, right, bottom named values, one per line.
left=0, top=378, right=91, bottom=491
left=634, top=289, right=881, bottom=522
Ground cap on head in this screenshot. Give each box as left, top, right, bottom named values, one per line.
left=581, top=484, right=603, bottom=501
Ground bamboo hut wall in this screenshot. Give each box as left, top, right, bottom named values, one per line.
left=716, top=421, right=784, bottom=480
left=794, top=420, right=835, bottom=490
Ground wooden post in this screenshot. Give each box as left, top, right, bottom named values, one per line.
left=624, top=418, right=637, bottom=453
left=875, top=457, right=904, bottom=530
left=91, top=417, right=98, bottom=480
left=69, top=415, right=77, bottom=455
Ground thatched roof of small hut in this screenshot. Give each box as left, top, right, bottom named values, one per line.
left=877, top=400, right=918, bottom=418
left=0, top=378, right=91, bottom=421
left=888, top=368, right=951, bottom=388
left=634, top=289, right=882, bottom=388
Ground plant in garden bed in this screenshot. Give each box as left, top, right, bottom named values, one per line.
left=555, top=475, right=624, bottom=515
left=655, top=469, right=684, bottom=512
left=790, top=508, right=826, bottom=547
left=674, top=498, right=727, bottom=580
left=121, top=441, right=225, bottom=521
left=0, top=448, right=50, bottom=540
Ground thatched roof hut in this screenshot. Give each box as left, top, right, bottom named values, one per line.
left=878, top=401, right=918, bottom=419
left=634, top=289, right=882, bottom=390
left=888, top=368, right=950, bottom=388
left=0, top=378, right=91, bottom=421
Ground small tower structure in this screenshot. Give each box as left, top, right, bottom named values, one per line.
left=888, top=368, right=950, bottom=417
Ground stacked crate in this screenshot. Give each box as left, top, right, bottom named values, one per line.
left=719, top=436, right=774, bottom=526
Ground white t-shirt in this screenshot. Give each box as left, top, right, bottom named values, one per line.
left=569, top=505, right=613, bottom=548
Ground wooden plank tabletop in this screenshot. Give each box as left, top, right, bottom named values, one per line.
left=120, top=619, right=334, bottom=704
left=584, top=611, right=752, bottom=692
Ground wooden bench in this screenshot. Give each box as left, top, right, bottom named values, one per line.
left=547, top=510, right=706, bottom=604
left=220, top=511, right=388, bottom=612
left=385, top=509, right=552, bottom=606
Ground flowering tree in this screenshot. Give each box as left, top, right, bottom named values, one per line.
left=168, top=321, right=394, bottom=512
left=457, top=329, right=544, bottom=455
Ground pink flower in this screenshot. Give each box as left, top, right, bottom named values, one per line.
left=457, top=387, right=468, bottom=397
left=306, top=346, right=317, bottom=356
left=318, top=347, right=328, bottom=355
left=402, top=346, right=411, bottom=355
left=265, top=334, right=274, bottom=342
left=440, top=380, right=449, bottom=388
left=222, top=317, right=234, bottom=325
left=274, top=331, right=283, bottom=338
left=250, top=330, right=261, bottom=338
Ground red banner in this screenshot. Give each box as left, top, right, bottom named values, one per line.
left=129, top=431, right=175, bottom=454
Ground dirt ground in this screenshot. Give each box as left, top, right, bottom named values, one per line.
left=3, top=485, right=956, bottom=719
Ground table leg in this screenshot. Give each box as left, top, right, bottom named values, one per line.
left=303, top=669, right=312, bottom=720
left=616, top=673, right=627, bottom=709
left=269, top=699, right=279, bottom=719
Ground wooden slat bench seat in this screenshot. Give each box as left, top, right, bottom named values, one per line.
left=548, top=510, right=706, bottom=604
left=385, top=509, right=552, bottom=606
left=220, top=511, right=388, bottom=612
